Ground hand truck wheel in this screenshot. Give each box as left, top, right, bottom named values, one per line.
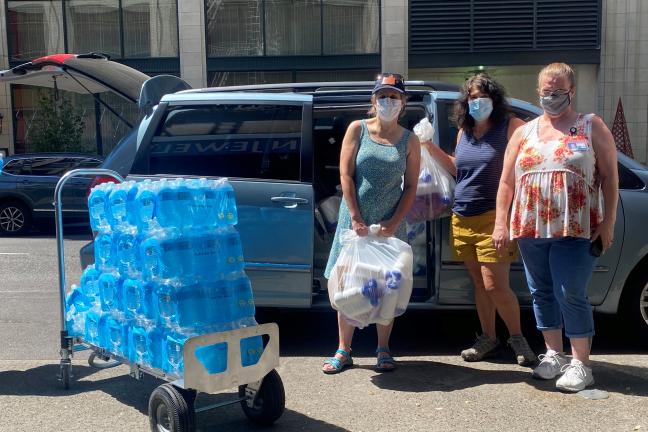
left=239, top=369, right=285, bottom=426
left=59, top=360, right=72, bottom=390
left=148, top=383, right=195, bottom=432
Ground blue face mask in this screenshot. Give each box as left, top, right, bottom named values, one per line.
left=468, top=97, right=493, bottom=122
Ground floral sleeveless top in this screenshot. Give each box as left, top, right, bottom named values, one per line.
left=510, top=114, right=603, bottom=239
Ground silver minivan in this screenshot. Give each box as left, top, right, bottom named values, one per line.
left=4, top=55, right=648, bottom=339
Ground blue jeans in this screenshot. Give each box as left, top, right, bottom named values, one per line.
left=517, top=237, right=597, bottom=339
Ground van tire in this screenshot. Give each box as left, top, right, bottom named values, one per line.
left=621, top=271, right=648, bottom=343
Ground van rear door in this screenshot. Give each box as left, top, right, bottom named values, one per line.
left=130, top=92, right=315, bottom=307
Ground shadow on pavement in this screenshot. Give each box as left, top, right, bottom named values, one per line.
left=0, top=363, right=349, bottom=432
left=367, top=360, right=530, bottom=392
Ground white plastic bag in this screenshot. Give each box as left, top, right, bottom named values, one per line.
left=406, top=145, right=455, bottom=223
left=413, top=117, right=435, bottom=143
left=328, top=224, right=414, bottom=328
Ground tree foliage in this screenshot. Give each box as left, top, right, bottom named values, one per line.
left=28, top=92, right=87, bottom=153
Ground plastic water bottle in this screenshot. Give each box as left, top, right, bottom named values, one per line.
left=105, top=314, right=129, bottom=357
left=203, top=280, right=233, bottom=328
left=140, top=236, right=162, bottom=281
left=220, top=227, right=245, bottom=274
left=217, top=180, right=238, bottom=226
left=107, top=183, right=129, bottom=229
left=176, top=280, right=209, bottom=329
left=229, top=273, right=255, bottom=320
left=191, top=229, right=222, bottom=282
left=164, top=330, right=188, bottom=375
left=155, top=179, right=177, bottom=228
left=115, top=227, right=139, bottom=277
left=175, top=180, right=194, bottom=229
left=142, top=281, right=159, bottom=321
left=122, top=278, right=144, bottom=318
left=133, top=180, right=157, bottom=231
left=155, top=280, right=179, bottom=327
left=203, top=180, right=219, bottom=227
left=80, top=265, right=101, bottom=300
left=130, top=318, right=153, bottom=366
left=65, top=285, right=91, bottom=336
left=88, top=184, right=110, bottom=233
left=98, top=271, right=121, bottom=312
left=84, top=309, right=102, bottom=345
left=147, top=325, right=165, bottom=370
left=94, top=233, right=114, bottom=270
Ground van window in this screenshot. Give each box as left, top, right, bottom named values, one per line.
left=2, top=160, right=24, bottom=175
left=133, top=104, right=303, bottom=181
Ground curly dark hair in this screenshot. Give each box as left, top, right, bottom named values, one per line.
left=454, top=73, right=511, bottom=137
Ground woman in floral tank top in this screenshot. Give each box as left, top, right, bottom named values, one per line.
left=492, top=63, right=619, bottom=392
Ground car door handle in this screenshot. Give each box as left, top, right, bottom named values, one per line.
left=271, top=196, right=309, bottom=208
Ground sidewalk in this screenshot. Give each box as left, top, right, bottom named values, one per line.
left=1, top=354, right=646, bottom=432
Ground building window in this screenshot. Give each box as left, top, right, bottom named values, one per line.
left=205, top=0, right=380, bottom=57
left=122, top=0, right=179, bottom=58
left=209, top=71, right=293, bottom=87
left=66, top=1, right=121, bottom=58
left=265, top=0, right=321, bottom=56
left=7, top=0, right=179, bottom=62
left=323, top=0, right=379, bottom=55
left=7, top=1, right=65, bottom=61
left=206, top=0, right=263, bottom=56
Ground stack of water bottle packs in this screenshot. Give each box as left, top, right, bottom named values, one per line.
left=65, top=178, right=263, bottom=377
left=328, top=225, right=414, bottom=328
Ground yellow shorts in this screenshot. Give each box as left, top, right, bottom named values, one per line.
left=451, top=210, right=518, bottom=263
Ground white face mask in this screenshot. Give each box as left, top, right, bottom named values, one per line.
left=376, top=98, right=402, bottom=122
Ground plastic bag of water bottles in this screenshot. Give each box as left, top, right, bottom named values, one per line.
left=406, top=145, right=455, bottom=223
left=328, top=224, right=414, bottom=328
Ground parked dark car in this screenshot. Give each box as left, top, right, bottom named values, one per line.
left=0, top=153, right=103, bottom=235
left=3, top=55, right=648, bottom=341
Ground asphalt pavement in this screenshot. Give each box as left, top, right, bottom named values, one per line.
left=1, top=234, right=647, bottom=431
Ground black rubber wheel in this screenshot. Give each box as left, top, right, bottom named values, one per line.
left=148, top=384, right=195, bottom=432
left=0, top=201, right=31, bottom=236
left=621, top=272, right=648, bottom=342
left=239, top=369, right=285, bottom=426
left=60, top=362, right=71, bottom=390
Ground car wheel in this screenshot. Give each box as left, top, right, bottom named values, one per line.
left=621, top=271, right=648, bottom=341
left=0, top=201, right=32, bottom=236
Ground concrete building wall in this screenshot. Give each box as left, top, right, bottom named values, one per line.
left=381, top=0, right=407, bottom=75
left=178, top=0, right=207, bottom=89
left=0, top=3, right=12, bottom=156
left=598, top=0, right=648, bottom=163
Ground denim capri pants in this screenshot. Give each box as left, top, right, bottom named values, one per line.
left=517, top=237, right=597, bottom=339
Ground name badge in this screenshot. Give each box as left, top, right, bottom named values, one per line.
left=567, top=139, right=588, bottom=152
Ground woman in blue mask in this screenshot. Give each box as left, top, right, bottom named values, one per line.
left=425, top=73, right=535, bottom=366
left=322, top=73, right=421, bottom=374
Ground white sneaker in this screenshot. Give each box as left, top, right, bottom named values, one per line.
left=532, top=350, right=569, bottom=380
left=556, top=359, right=594, bottom=392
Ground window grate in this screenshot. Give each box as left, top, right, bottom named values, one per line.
left=410, top=0, right=600, bottom=54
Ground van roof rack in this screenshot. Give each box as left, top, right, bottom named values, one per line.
left=181, top=80, right=460, bottom=95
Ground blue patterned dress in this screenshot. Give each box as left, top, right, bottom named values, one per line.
left=324, top=120, right=411, bottom=279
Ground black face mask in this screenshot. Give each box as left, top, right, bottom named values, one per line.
left=539, top=92, right=571, bottom=115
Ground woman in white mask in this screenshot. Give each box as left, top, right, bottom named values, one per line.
left=322, top=73, right=421, bottom=374
left=492, top=63, right=618, bottom=391
left=424, top=73, right=536, bottom=367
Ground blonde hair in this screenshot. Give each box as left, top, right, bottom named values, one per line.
left=538, top=62, right=575, bottom=89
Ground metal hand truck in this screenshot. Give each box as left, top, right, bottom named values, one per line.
left=54, top=169, right=285, bottom=431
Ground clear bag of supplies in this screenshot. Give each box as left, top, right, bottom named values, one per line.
left=328, top=225, right=414, bottom=328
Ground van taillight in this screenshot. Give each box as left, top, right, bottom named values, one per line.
left=86, top=175, right=121, bottom=197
